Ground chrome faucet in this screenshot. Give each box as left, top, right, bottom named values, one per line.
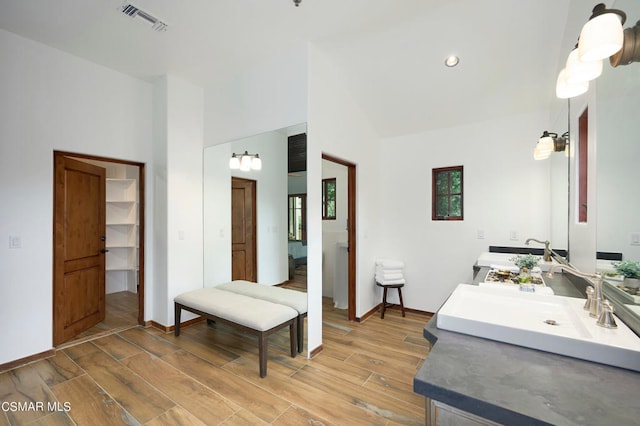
left=547, top=264, right=604, bottom=319
left=525, top=238, right=551, bottom=262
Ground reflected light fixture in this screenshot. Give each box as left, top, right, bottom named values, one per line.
left=229, top=151, right=262, bottom=171
left=555, top=68, right=589, bottom=99
left=533, top=131, right=569, bottom=160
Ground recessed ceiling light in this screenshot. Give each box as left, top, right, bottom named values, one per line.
left=444, top=55, right=460, bottom=67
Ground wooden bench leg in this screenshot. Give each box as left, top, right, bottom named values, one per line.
left=381, top=287, right=388, bottom=319
left=259, top=332, right=267, bottom=378
left=174, top=303, right=181, bottom=336
left=297, top=315, right=304, bottom=353
left=290, top=322, right=297, bottom=357
left=398, top=287, right=406, bottom=317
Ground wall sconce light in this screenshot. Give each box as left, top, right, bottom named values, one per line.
left=556, top=3, right=639, bottom=98
left=578, top=4, right=626, bottom=62
left=229, top=151, right=262, bottom=171
left=533, top=131, right=569, bottom=160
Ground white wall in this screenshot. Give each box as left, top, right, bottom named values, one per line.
left=308, top=44, right=385, bottom=351
left=204, top=44, right=308, bottom=147
left=164, top=76, right=205, bottom=326
left=0, top=29, right=154, bottom=364
left=379, top=111, right=552, bottom=313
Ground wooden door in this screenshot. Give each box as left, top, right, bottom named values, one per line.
left=53, top=154, right=106, bottom=345
left=231, top=177, right=257, bottom=282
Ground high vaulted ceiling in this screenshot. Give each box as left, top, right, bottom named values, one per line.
left=0, top=0, right=592, bottom=137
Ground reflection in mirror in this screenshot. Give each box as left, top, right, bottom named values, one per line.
left=203, top=123, right=307, bottom=290
left=549, top=109, right=569, bottom=258
left=595, top=0, right=640, bottom=326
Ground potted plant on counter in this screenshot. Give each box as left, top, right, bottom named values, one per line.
left=613, top=260, right=640, bottom=287
left=509, top=254, right=540, bottom=272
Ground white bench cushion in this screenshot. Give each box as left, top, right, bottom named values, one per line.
left=216, top=280, right=307, bottom=314
left=174, top=288, right=297, bottom=331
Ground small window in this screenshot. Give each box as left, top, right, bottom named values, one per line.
left=322, top=178, right=336, bottom=220
left=288, top=194, right=306, bottom=240
left=432, top=166, right=463, bottom=220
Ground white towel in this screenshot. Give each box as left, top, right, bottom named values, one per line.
left=375, top=272, right=404, bottom=281
left=375, top=259, right=405, bottom=269
left=375, top=266, right=403, bottom=274
left=376, top=278, right=405, bottom=285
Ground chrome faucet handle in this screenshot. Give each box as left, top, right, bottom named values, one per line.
left=597, top=299, right=618, bottom=329
left=584, top=286, right=594, bottom=312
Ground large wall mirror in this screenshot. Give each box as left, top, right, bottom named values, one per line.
left=594, top=0, right=640, bottom=329
left=203, top=123, right=308, bottom=342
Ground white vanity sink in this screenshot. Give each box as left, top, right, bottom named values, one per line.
left=437, top=284, right=640, bottom=372
left=476, top=252, right=557, bottom=272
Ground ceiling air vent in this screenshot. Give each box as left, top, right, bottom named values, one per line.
left=120, top=3, right=168, bottom=32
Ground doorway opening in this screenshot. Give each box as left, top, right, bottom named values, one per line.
left=53, top=151, right=145, bottom=347
left=322, top=154, right=356, bottom=321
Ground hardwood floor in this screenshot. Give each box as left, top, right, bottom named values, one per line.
left=0, top=297, right=431, bottom=425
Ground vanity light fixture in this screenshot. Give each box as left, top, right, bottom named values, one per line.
left=555, top=3, right=640, bottom=98
left=229, top=151, right=262, bottom=171
left=533, top=131, right=569, bottom=161
left=578, top=3, right=626, bottom=62
left=293, top=0, right=302, bottom=6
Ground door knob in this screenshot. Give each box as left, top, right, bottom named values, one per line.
left=101, top=249, right=109, bottom=254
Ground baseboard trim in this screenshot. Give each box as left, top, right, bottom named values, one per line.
left=358, top=303, right=434, bottom=321
left=309, top=344, right=324, bottom=358
left=357, top=304, right=381, bottom=322
left=0, top=349, right=56, bottom=373
left=148, top=317, right=204, bottom=333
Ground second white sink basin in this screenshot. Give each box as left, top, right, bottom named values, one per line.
left=476, top=252, right=557, bottom=272
left=437, top=284, right=640, bottom=372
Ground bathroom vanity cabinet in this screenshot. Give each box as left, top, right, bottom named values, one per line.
left=413, top=267, right=640, bottom=426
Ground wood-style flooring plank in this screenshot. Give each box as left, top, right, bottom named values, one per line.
left=118, top=327, right=181, bottom=357
left=122, top=352, right=239, bottom=424
left=223, top=356, right=387, bottom=426
left=25, top=411, right=75, bottom=426
left=91, top=334, right=144, bottom=361
left=220, top=409, right=271, bottom=426
left=51, top=375, right=137, bottom=426
left=272, top=405, right=337, bottom=426
left=0, top=364, right=59, bottom=424
left=68, top=342, right=175, bottom=423
left=145, top=406, right=207, bottom=426
left=25, top=351, right=84, bottom=387
left=149, top=326, right=240, bottom=367
left=293, top=364, right=424, bottom=425
left=161, top=350, right=290, bottom=423
left=363, top=372, right=426, bottom=408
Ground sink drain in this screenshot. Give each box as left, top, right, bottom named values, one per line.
left=544, top=319, right=558, bottom=326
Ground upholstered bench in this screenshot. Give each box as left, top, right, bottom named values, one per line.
left=216, top=280, right=308, bottom=353
left=174, top=288, right=297, bottom=378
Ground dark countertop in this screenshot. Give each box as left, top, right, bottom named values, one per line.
left=413, top=267, right=640, bottom=426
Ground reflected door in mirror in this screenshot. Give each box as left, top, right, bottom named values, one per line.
left=232, top=177, right=257, bottom=282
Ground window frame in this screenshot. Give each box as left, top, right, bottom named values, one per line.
left=432, top=165, right=464, bottom=221
left=288, top=193, right=306, bottom=241
left=322, top=178, right=337, bottom=220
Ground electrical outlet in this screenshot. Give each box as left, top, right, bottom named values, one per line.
left=9, top=235, right=21, bottom=249
left=631, top=233, right=640, bottom=246
left=509, top=231, right=519, bottom=241
left=477, top=230, right=485, bottom=239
